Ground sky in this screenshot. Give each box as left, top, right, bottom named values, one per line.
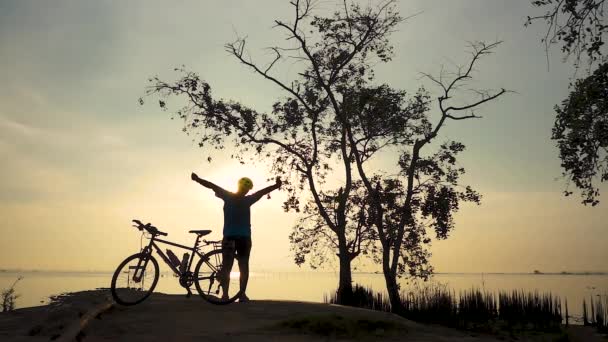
left=1, top=0, right=607, bottom=274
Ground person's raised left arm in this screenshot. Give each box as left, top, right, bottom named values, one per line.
left=249, top=177, right=282, bottom=203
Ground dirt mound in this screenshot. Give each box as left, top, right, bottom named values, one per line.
left=0, top=290, right=511, bottom=341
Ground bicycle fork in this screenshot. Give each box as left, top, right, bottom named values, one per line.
left=132, top=246, right=153, bottom=283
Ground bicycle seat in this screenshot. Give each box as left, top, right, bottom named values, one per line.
left=189, top=230, right=212, bottom=236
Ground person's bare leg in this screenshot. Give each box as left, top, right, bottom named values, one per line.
left=237, top=256, right=249, bottom=300
left=220, top=249, right=235, bottom=300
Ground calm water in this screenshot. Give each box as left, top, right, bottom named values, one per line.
left=1, top=271, right=606, bottom=322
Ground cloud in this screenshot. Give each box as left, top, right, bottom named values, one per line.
left=0, top=116, right=43, bottom=138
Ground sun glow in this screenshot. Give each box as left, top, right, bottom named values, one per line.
left=229, top=271, right=240, bottom=279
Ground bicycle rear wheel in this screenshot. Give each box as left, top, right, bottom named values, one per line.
left=111, top=253, right=159, bottom=306
left=194, top=249, right=241, bottom=305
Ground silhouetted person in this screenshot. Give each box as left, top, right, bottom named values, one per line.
left=191, top=173, right=281, bottom=302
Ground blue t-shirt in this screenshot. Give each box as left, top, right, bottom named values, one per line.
left=216, top=190, right=260, bottom=237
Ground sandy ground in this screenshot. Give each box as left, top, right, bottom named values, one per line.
left=0, top=290, right=605, bottom=341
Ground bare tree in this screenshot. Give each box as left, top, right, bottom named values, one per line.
left=347, top=42, right=506, bottom=312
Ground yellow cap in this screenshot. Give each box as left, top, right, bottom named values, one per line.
left=238, top=177, right=253, bottom=190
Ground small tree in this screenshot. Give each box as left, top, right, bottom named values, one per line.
left=1, top=277, right=23, bottom=312
left=527, top=0, right=608, bottom=205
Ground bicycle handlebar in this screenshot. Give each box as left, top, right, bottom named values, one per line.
left=131, top=219, right=168, bottom=236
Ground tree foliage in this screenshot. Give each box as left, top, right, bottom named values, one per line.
left=527, top=0, right=608, bottom=204
left=553, top=62, right=608, bottom=205
left=289, top=181, right=379, bottom=269
left=527, top=0, right=607, bottom=66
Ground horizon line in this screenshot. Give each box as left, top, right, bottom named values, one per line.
left=1, top=269, right=607, bottom=275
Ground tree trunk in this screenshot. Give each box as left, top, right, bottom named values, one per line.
left=336, top=236, right=353, bottom=305
left=384, top=270, right=404, bottom=314
left=382, top=249, right=404, bottom=314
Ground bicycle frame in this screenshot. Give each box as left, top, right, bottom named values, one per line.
left=147, top=234, right=207, bottom=276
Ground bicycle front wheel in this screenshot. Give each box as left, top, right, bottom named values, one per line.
left=111, top=253, right=159, bottom=306
left=194, top=249, right=241, bottom=305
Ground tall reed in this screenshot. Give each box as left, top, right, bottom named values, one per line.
left=498, top=290, right=562, bottom=330
left=323, top=283, right=391, bottom=312
left=399, top=284, right=458, bottom=326
left=582, top=295, right=608, bottom=333
left=325, top=284, right=563, bottom=331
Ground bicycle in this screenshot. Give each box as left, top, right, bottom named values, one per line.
left=110, top=219, right=241, bottom=305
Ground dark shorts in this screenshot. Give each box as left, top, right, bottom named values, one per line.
left=222, top=237, right=252, bottom=260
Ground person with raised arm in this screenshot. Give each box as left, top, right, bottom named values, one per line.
left=191, top=172, right=282, bottom=302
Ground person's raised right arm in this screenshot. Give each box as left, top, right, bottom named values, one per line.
left=191, top=172, right=229, bottom=197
